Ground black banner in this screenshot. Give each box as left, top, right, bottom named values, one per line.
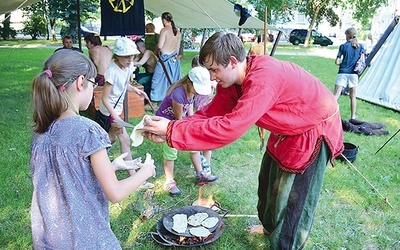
left=100, top=0, right=145, bottom=36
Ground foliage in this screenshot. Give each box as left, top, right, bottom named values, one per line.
left=246, top=0, right=298, bottom=24
left=0, top=14, right=17, bottom=40
left=297, top=0, right=340, bottom=47
left=21, top=2, right=48, bottom=40
left=345, top=0, right=388, bottom=27
left=48, top=0, right=99, bottom=42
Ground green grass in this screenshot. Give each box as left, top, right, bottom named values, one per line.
left=0, top=42, right=399, bottom=249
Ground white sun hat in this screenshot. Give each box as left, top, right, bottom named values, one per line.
left=114, top=37, right=140, bottom=56
left=188, top=66, right=212, bottom=95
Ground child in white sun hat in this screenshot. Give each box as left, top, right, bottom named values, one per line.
left=155, top=66, right=219, bottom=196
left=99, top=36, right=154, bottom=189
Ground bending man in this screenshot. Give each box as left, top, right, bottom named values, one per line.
left=142, top=32, right=343, bottom=249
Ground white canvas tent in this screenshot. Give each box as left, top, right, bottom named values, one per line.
left=357, top=17, right=400, bottom=111
left=1, top=0, right=277, bottom=31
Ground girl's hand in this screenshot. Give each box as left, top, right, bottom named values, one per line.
left=112, top=153, right=141, bottom=171
left=135, top=88, right=148, bottom=100
left=138, top=153, right=156, bottom=177
left=111, top=119, right=124, bottom=135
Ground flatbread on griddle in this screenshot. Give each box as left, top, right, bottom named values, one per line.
left=172, top=214, right=188, bottom=233
left=189, top=226, right=211, bottom=237
left=201, top=217, right=219, bottom=228
left=187, top=212, right=209, bottom=226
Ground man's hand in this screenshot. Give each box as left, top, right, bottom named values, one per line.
left=141, top=116, right=170, bottom=143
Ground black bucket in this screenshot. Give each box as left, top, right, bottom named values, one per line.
left=337, top=142, right=359, bottom=163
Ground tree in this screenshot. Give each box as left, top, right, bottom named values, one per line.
left=247, top=0, right=298, bottom=25
left=21, top=2, right=48, bottom=40
left=0, top=13, right=17, bottom=40
left=48, top=0, right=99, bottom=42
left=297, top=0, right=340, bottom=47
left=347, top=0, right=388, bottom=27
left=248, top=0, right=387, bottom=47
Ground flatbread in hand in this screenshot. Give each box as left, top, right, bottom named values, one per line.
left=130, top=115, right=148, bottom=147
left=189, top=226, right=210, bottom=237
left=172, top=214, right=188, bottom=233
left=187, top=212, right=209, bottom=226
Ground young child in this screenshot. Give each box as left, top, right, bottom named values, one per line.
left=156, top=66, right=218, bottom=196
left=100, top=37, right=154, bottom=188
left=30, top=49, right=156, bottom=249
left=191, top=55, right=217, bottom=173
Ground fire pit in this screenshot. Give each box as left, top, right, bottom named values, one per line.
left=192, top=197, right=221, bottom=211
left=150, top=205, right=228, bottom=247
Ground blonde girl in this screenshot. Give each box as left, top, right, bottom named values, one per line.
left=334, top=27, right=365, bottom=119
left=30, top=49, right=155, bottom=249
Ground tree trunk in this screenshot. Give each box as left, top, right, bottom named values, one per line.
left=50, top=19, right=56, bottom=42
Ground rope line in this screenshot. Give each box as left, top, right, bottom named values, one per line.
left=341, top=153, right=394, bottom=209
left=192, top=0, right=222, bottom=30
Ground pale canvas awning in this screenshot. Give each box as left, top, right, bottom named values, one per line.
left=0, top=0, right=39, bottom=14
left=144, top=0, right=278, bottom=30
left=1, top=0, right=277, bottom=30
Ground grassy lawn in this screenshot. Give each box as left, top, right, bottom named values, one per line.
left=0, top=40, right=399, bottom=249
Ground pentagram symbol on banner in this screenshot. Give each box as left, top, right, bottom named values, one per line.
left=109, top=0, right=135, bottom=13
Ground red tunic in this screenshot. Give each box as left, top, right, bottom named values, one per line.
left=167, top=55, right=343, bottom=173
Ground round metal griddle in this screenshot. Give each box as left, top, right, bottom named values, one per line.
left=151, top=218, right=225, bottom=247
left=162, top=205, right=221, bottom=237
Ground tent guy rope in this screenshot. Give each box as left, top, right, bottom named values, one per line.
left=192, top=0, right=222, bottom=29
left=341, top=153, right=394, bottom=209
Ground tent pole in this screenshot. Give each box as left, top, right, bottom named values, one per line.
left=263, top=7, right=267, bottom=55
left=77, top=0, right=82, bottom=51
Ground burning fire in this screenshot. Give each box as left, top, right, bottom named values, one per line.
left=193, top=186, right=219, bottom=210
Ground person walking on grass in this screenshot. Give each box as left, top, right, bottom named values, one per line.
left=333, top=27, right=365, bottom=120
left=142, top=32, right=343, bottom=249
left=30, top=49, right=156, bottom=249
left=156, top=66, right=218, bottom=196
left=99, top=37, right=154, bottom=189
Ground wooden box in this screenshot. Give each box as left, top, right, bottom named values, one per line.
left=93, top=84, right=145, bottom=119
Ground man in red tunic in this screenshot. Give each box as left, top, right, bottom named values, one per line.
left=143, top=32, right=343, bottom=249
